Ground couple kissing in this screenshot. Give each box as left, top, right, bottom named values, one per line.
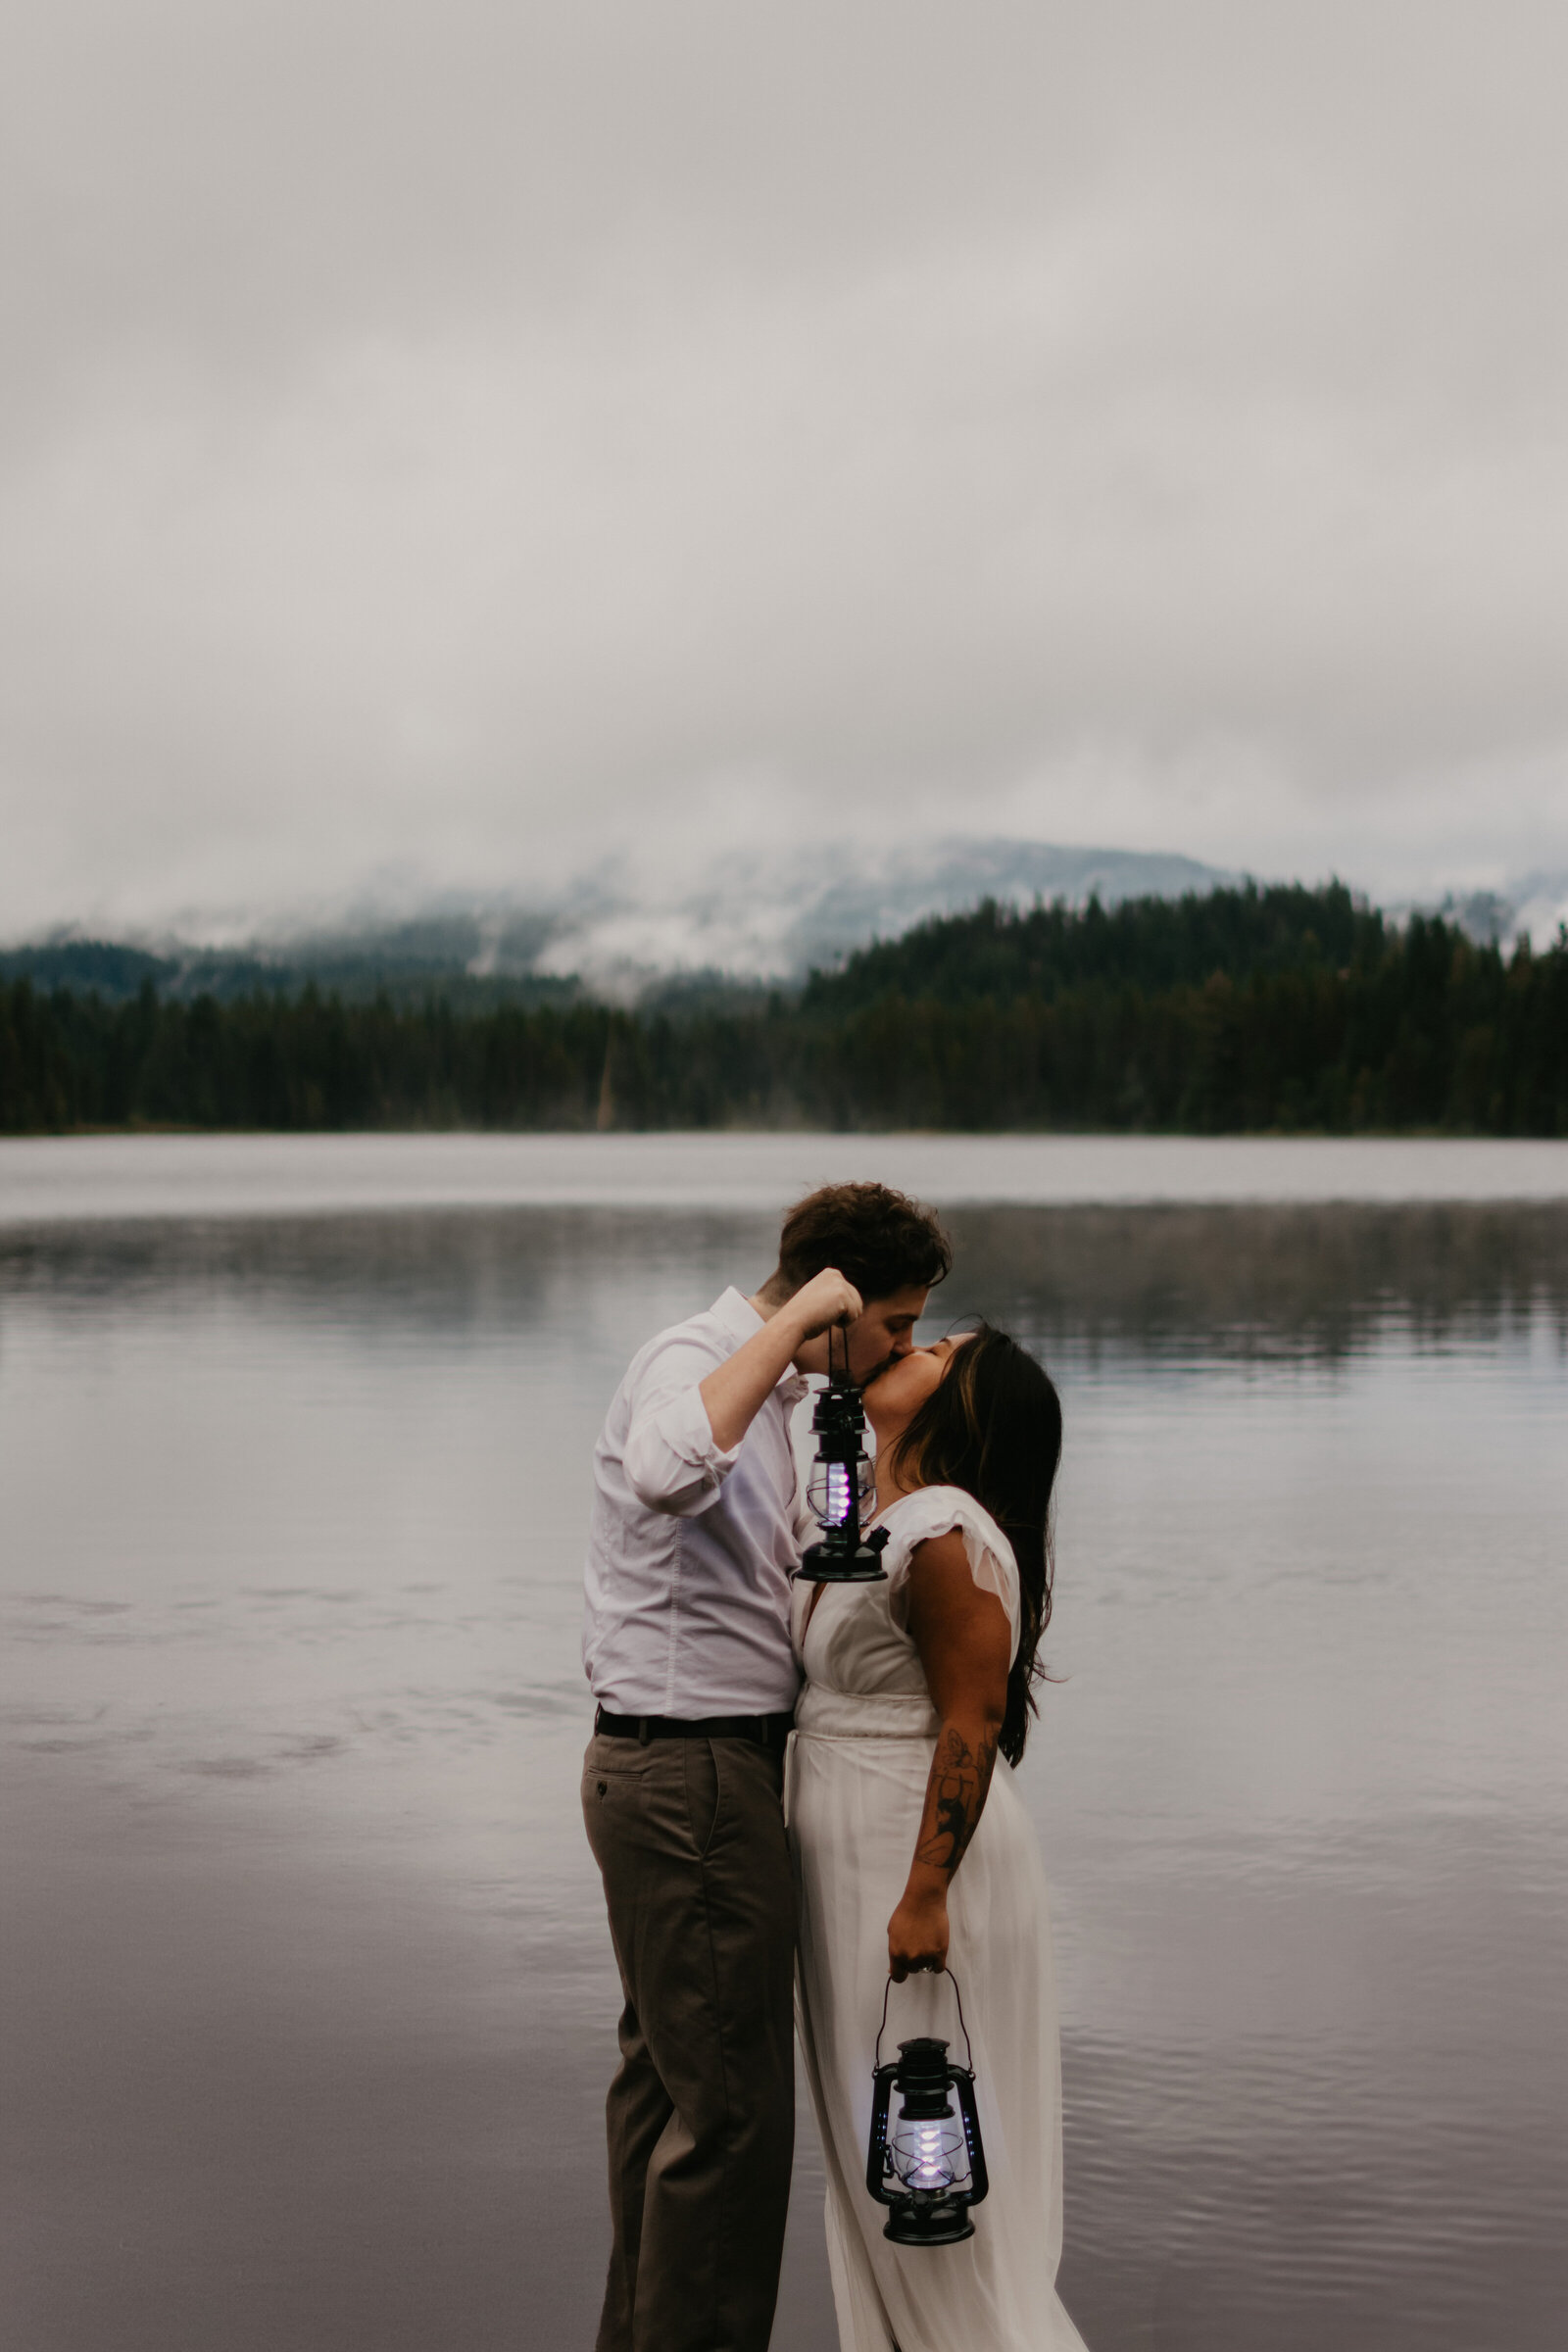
left=581, top=1181, right=1087, bottom=2352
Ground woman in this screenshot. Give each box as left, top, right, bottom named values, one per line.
left=787, top=1325, right=1088, bottom=2352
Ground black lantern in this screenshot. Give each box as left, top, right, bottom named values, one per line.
left=866, top=1971, right=989, bottom=2246
left=797, top=1323, right=889, bottom=1584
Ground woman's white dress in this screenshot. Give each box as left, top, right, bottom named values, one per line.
left=786, top=1486, right=1088, bottom=2352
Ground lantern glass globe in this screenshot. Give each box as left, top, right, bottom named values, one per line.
left=808, top=1455, right=871, bottom=1528
left=890, top=2106, right=965, bottom=2193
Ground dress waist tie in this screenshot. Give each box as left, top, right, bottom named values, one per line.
left=793, top=1688, right=940, bottom=1741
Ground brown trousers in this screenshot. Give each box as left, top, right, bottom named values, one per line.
left=580, top=1731, right=796, bottom=2352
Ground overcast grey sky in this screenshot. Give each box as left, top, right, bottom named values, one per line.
left=5, top=0, right=1567, bottom=940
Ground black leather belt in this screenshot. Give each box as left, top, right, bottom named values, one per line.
left=594, top=1706, right=795, bottom=1748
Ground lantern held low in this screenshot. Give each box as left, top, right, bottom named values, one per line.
left=797, top=1323, right=889, bottom=1585
left=866, top=1971, right=989, bottom=2247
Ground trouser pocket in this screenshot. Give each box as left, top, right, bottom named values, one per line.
left=683, top=1738, right=720, bottom=1859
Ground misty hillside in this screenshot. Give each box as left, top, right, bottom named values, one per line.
left=5, top=838, right=1559, bottom=1017
left=803, top=882, right=1382, bottom=1015
left=0, top=838, right=1237, bottom=1004
left=6, top=882, right=1565, bottom=1139
left=0, top=934, right=583, bottom=1012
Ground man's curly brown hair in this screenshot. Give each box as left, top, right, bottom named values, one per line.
left=773, top=1182, right=951, bottom=1304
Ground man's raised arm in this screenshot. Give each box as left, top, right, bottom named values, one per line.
left=619, top=1269, right=858, bottom=1515
left=699, top=1269, right=860, bottom=1449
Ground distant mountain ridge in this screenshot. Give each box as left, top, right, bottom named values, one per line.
left=1, top=838, right=1239, bottom=1004
left=524, top=838, right=1242, bottom=991
left=4, top=837, right=1561, bottom=1005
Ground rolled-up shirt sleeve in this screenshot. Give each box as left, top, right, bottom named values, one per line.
left=622, top=1348, right=743, bottom=1515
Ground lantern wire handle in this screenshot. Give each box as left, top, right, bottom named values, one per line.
left=873, top=1965, right=976, bottom=2076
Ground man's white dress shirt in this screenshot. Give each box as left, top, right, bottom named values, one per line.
left=583, top=1288, right=808, bottom=1718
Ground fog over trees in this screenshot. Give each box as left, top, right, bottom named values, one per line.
left=3, top=887, right=1565, bottom=1138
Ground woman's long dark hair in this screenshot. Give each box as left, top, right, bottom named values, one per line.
left=887, top=1323, right=1062, bottom=1766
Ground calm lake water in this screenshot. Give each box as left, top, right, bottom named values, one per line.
left=3, top=1137, right=1566, bottom=2352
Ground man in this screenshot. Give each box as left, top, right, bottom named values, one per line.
left=580, top=1181, right=953, bottom=2352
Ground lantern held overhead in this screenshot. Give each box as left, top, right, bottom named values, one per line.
left=797, top=1322, right=889, bottom=1585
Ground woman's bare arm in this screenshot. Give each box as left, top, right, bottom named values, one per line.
left=887, top=1530, right=1010, bottom=1981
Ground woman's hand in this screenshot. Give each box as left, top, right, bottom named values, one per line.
left=887, top=1869, right=949, bottom=1982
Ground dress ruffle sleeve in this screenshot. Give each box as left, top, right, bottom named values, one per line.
left=878, top=1486, right=1022, bottom=1665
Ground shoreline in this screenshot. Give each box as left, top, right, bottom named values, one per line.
left=4, top=1129, right=1568, bottom=1230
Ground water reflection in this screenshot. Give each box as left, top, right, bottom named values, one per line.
left=948, top=1200, right=1568, bottom=1359
left=2, top=1200, right=1565, bottom=2351
left=8, top=1196, right=1568, bottom=1349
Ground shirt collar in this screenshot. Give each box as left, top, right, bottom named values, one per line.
left=710, top=1286, right=765, bottom=1344
left=710, top=1287, right=809, bottom=1409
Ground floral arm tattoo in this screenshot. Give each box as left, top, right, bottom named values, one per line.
left=914, top=1723, right=1000, bottom=1877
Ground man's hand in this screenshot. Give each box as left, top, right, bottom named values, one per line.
left=785, top=1267, right=863, bottom=1348
left=887, top=1870, right=949, bottom=1982
left=697, top=1267, right=863, bottom=1455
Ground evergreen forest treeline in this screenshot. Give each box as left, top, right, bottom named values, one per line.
left=3, top=884, right=1565, bottom=1136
